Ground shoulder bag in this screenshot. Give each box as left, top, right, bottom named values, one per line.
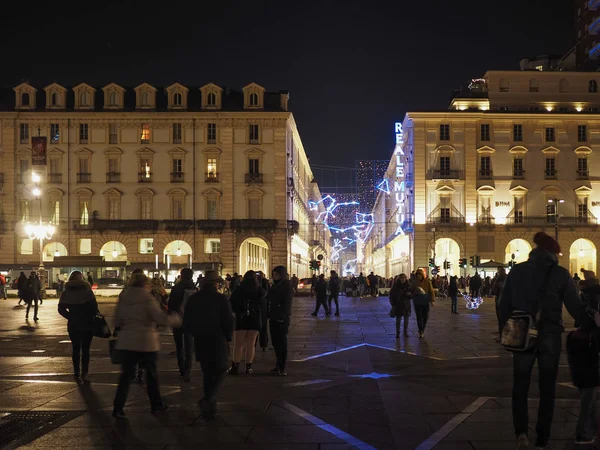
left=92, top=313, right=112, bottom=338
left=501, top=264, right=555, bottom=352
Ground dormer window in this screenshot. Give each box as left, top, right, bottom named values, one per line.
left=242, top=82, right=265, bottom=109
left=109, top=92, right=118, bottom=106
left=135, top=83, right=157, bottom=109
left=165, top=83, right=188, bottom=109
left=14, top=83, right=37, bottom=109
left=51, top=93, right=59, bottom=106
left=141, top=92, right=150, bottom=106
left=103, top=84, right=125, bottom=109
left=80, top=92, right=90, bottom=106
left=73, top=83, right=95, bottom=109
left=44, top=83, right=67, bottom=109
left=173, top=92, right=182, bottom=106
left=22, top=93, right=30, bottom=106
left=200, top=83, right=223, bottom=109
left=207, top=92, right=216, bottom=106
left=250, top=93, right=258, bottom=107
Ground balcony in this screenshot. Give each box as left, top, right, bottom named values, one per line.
left=426, top=205, right=465, bottom=230
left=503, top=216, right=598, bottom=228
left=207, top=137, right=216, bottom=144
left=196, top=220, right=226, bottom=231
left=138, top=172, right=153, bottom=183
left=205, top=172, right=219, bottom=183
left=513, top=169, right=525, bottom=179
left=479, top=170, right=493, bottom=179
left=544, top=170, right=557, bottom=180
left=106, top=172, right=120, bottom=183
left=77, top=173, right=91, bottom=183
left=477, top=216, right=495, bottom=230
left=249, top=139, right=259, bottom=145
left=48, top=173, right=62, bottom=184
left=577, top=169, right=589, bottom=180
left=245, top=173, right=263, bottom=185
left=230, top=219, right=277, bottom=231
left=287, top=220, right=300, bottom=235
left=428, top=169, right=462, bottom=180
left=163, top=220, right=194, bottom=231
left=72, top=220, right=91, bottom=230
left=92, top=219, right=159, bottom=232
left=170, top=172, right=184, bottom=183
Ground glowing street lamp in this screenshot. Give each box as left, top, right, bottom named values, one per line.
left=25, top=222, right=56, bottom=294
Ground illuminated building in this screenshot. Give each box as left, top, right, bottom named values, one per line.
left=0, top=82, right=331, bottom=282
left=364, top=70, right=600, bottom=277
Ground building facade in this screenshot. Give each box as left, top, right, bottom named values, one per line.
left=364, top=70, right=600, bottom=277
left=0, top=81, right=330, bottom=282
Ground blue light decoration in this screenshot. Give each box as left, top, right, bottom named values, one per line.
left=463, top=293, right=483, bottom=310
left=376, top=179, right=390, bottom=194
left=348, top=372, right=393, bottom=380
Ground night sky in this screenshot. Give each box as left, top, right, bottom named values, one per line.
left=1, top=0, right=573, bottom=187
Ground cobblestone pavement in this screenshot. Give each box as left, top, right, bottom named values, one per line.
left=0, top=294, right=585, bottom=449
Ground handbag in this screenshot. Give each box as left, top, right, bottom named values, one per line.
left=501, top=264, right=554, bottom=352
left=108, top=339, right=124, bottom=364
left=92, top=313, right=112, bottom=338
left=389, top=305, right=397, bottom=317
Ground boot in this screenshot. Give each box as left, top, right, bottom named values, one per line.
left=228, top=362, right=239, bottom=375
left=245, top=363, right=253, bottom=375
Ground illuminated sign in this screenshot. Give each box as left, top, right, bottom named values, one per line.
left=593, top=201, right=600, bottom=207
left=394, top=122, right=406, bottom=235
left=495, top=201, right=511, bottom=207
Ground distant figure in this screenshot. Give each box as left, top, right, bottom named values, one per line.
left=469, top=272, right=482, bottom=298
left=17, top=272, right=27, bottom=305
left=411, top=269, right=435, bottom=338
left=328, top=270, right=341, bottom=316
left=87, top=272, right=94, bottom=286
left=368, top=272, right=378, bottom=297
left=389, top=274, right=411, bottom=337
left=257, top=271, right=270, bottom=351
left=311, top=274, right=329, bottom=316
left=0, top=272, right=6, bottom=300
left=267, top=266, right=293, bottom=376
left=574, top=272, right=581, bottom=283
left=291, top=274, right=299, bottom=296
left=448, top=276, right=459, bottom=315
left=25, top=272, right=41, bottom=321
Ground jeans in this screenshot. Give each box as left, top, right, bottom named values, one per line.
left=314, top=296, right=329, bottom=314
left=414, top=304, right=430, bottom=333
left=114, top=351, right=163, bottom=410
left=512, top=333, right=562, bottom=447
left=68, top=328, right=93, bottom=376
left=451, top=295, right=458, bottom=313
left=577, top=387, right=598, bottom=438
left=200, top=361, right=227, bottom=411
left=26, top=298, right=38, bottom=319
left=395, top=315, right=409, bottom=335
left=270, top=318, right=290, bottom=371
left=328, top=292, right=339, bottom=314
left=173, top=328, right=193, bottom=377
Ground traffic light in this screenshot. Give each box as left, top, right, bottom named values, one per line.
left=434, top=265, right=441, bottom=274
left=318, top=260, right=322, bottom=268
left=476, top=255, right=481, bottom=266
left=428, top=257, right=435, bottom=267
left=446, top=261, right=451, bottom=270
left=459, top=258, right=467, bottom=268
left=469, top=256, right=474, bottom=267
left=309, top=260, right=320, bottom=270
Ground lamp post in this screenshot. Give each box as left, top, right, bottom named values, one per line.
left=547, top=198, right=565, bottom=242
left=432, top=227, right=437, bottom=265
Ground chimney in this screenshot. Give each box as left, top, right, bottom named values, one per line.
left=280, top=90, right=289, bottom=111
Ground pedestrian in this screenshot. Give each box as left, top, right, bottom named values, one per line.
left=350, top=276, right=358, bottom=298
left=490, top=267, right=507, bottom=336
left=328, top=270, right=341, bottom=316
left=311, top=273, right=329, bottom=316
left=0, top=273, right=6, bottom=300
left=57, top=271, right=98, bottom=381
left=291, top=274, right=299, bottom=296
left=16, top=271, right=27, bottom=305
left=257, top=271, right=270, bottom=351
left=183, top=270, right=233, bottom=420
left=411, top=269, right=435, bottom=338
left=228, top=270, right=263, bottom=375
left=310, top=273, right=317, bottom=296
left=267, top=266, right=293, bottom=376
left=167, top=268, right=196, bottom=381
left=499, top=231, right=583, bottom=450
left=195, top=274, right=204, bottom=289
left=25, top=271, right=41, bottom=321
left=368, top=272, right=378, bottom=297
left=448, top=275, right=459, bottom=314
left=358, top=272, right=366, bottom=297
left=87, top=272, right=94, bottom=286
left=574, top=272, right=581, bottom=283
left=469, top=272, right=482, bottom=298
left=112, top=273, right=181, bottom=419
left=230, top=272, right=240, bottom=294
left=389, top=274, right=411, bottom=337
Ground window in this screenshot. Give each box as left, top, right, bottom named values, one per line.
left=590, top=80, right=598, bottom=93
left=578, top=157, right=589, bottom=178
left=79, top=158, right=89, bottom=175
left=439, top=156, right=450, bottom=176
left=545, top=157, right=556, bottom=179
left=578, top=125, right=588, bottom=142
left=80, top=201, right=89, bottom=225
left=173, top=92, right=182, bottom=106
left=21, top=92, right=30, bottom=106
left=139, top=238, right=154, bottom=254
left=173, top=123, right=182, bottom=144
left=545, top=127, right=555, bottom=142
left=249, top=92, right=259, bottom=106
left=107, top=158, right=119, bottom=182
left=480, top=124, right=490, bottom=141
left=19, top=159, right=29, bottom=183
left=109, top=123, right=118, bottom=144
left=207, top=199, right=218, bottom=220
left=108, top=198, right=119, bottom=220
left=207, top=123, right=216, bottom=143
left=50, top=123, right=59, bottom=143
left=206, top=238, right=221, bottom=254
left=172, top=159, right=183, bottom=182
left=514, top=197, right=524, bottom=224
left=140, top=159, right=152, bottom=181
left=513, top=158, right=524, bottom=178
left=79, top=238, right=91, bottom=255
left=21, top=200, right=30, bottom=222
left=207, top=92, right=216, bottom=106
left=19, top=123, right=29, bottom=144
left=49, top=159, right=60, bottom=181
left=51, top=92, right=58, bottom=106
left=248, top=198, right=260, bottom=219
left=141, top=91, right=150, bottom=106
left=439, top=124, right=450, bottom=141
left=172, top=199, right=183, bottom=220
left=79, top=123, right=89, bottom=143
left=546, top=203, right=557, bottom=224
left=480, top=156, right=491, bottom=177
left=141, top=124, right=151, bottom=143
left=579, top=199, right=589, bottom=222
left=249, top=158, right=259, bottom=174
left=140, top=197, right=152, bottom=219
left=51, top=201, right=60, bottom=225
left=80, top=91, right=89, bottom=106
left=249, top=124, right=259, bottom=143
left=109, top=91, right=118, bottom=106
left=513, top=124, right=523, bottom=141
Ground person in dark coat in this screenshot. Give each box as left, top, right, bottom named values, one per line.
left=267, top=266, right=293, bottom=376
left=499, top=231, right=583, bottom=450
left=25, top=272, right=41, bottom=321
left=183, top=270, right=233, bottom=419
left=490, top=267, right=507, bottom=335
left=327, top=270, right=341, bottom=316
left=469, top=272, right=482, bottom=298
left=228, top=270, right=263, bottom=375
left=389, top=274, right=411, bottom=337
left=311, top=274, right=329, bottom=316
left=291, top=274, right=299, bottom=296
left=310, top=273, right=317, bottom=296
left=257, top=272, right=270, bottom=351
left=58, top=271, right=98, bottom=381
left=368, top=272, right=378, bottom=297
left=448, top=276, right=459, bottom=315
left=16, top=272, right=27, bottom=305
left=167, top=268, right=196, bottom=381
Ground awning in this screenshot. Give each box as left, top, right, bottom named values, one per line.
left=478, top=259, right=506, bottom=269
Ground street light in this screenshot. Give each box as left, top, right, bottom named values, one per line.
left=547, top=198, right=564, bottom=242
left=25, top=222, right=55, bottom=295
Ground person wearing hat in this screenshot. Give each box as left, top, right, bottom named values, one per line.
left=183, top=270, right=233, bottom=419
left=267, top=266, right=293, bottom=376
left=499, top=231, right=583, bottom=450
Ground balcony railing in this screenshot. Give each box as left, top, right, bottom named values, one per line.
left=230, top=219, right=277, bottom=231
left=138, top=172, right=153, bottom=183
left=92, top=219, right=159, bottom=232
left=479, top=170, right=493, bottom=179
left=170, top=172, right=184, bottom=183
left=513, top=169, right=525, bottom=179
left=77, top=173, right=91, bottom=183
left=205, top=172, right=219, bottom=183
left=428, top=169, right=462, bottom=180
left=544, top=170, right=557, bottom=180
left=106, top=172, right=120, bottom=183
left=590, top=16, right=600, bottom=34
left=477, top=216, right=495, bottom=229
left=207, top=137, right=216, bottom=144
left=245, top=173, right=263, bottom=184
left=504, top=216, right=598, bottom=227
left=163, top=220, right=194, bottom=231
left=196, top=220, right=226, bottom=231
left=577, top=169, right=589, bottom=179
left=426, top=217, right=466, bottom=229
left=48, top=173, right=62, bottom=184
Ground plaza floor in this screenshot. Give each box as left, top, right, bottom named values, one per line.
left=0, top=294, right=586, bottom=449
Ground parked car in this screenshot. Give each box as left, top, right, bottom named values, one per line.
left=297, top=278, right=313, bottom=296
left=93, top=278, right=125, bottom=290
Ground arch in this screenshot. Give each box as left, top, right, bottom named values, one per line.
left=434, top=144, right=456, bottom=154
left=505, top=239, right=531, bottom=265
left=590, top=80, right=598, bottom=93
left=574, top=146, right=592, bottom=156
left=433, top=238, right=461, bottom=276
left=239, top=237, right=270, bottom=275
left=249, top=92, right=259, bottom=106
left=42, top=242, right=67, bottom=262
left=509, top=145, right=528, bottom=155
left=100, top=241, right=127, bottom=262
left=164, top=240, right=192, bottom=265
left=570, top=238, right=597, bottom=276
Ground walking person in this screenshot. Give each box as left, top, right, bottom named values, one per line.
left=469, top=272, right=482, bottom=299
left=389, top=274, right=411, bottom=337
left=268, top=266, right=293, bottom=376
left=183, top=270, right=233, bottom=420
left=17, top=272, right=27, bottom=305
left=57, top=271, right=98, bottom=381
left=0, top=273, right=6, bottom=300
left=491, top=267, right=507, bottom=337
left=411, top=269, right=435, bottom=338
left=87, top=272, right=94, bottom=286
left=310, top=273, right=317, bottom=296
left=167, top=268, right=196, bottom=381
left=368, top=272, right=378, bottom=297
left=229, top=271, right=263, bottom=375
left=291, top=274, right=299, bottom=296
left=112, top=273, right=181, bottom=418
left=311, top=273, right=329, bottom=316
left=448, top=275, right=459, bottom=314
left=499, top=231, right=583, bottom=450
left=25, top=271, right=41, bottom=321
left=327, top=270, right=341, bottom=316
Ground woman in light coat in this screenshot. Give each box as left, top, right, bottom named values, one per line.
left=112, top=273, right=181, bottom=418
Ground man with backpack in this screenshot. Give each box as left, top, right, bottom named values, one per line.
left=167, top=268, right=196, bottom=382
